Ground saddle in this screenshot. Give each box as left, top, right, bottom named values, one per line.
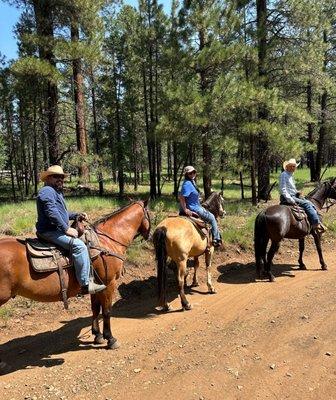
left=280, top=196, right=308, bottom=222
left=169, top=213, right=211, bottom=248
left=24, top=226, right=101, bottom=273
left=20, top=224, right=102, bottom=310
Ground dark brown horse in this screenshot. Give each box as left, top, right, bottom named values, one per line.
left=254, top=178, right=336, bottom=282
left=0, top=200, right=150, bottom=361
left=153, top=192, right=225, bottom=311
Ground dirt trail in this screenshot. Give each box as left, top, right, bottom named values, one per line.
left=0, top=245, right=336, bottom=400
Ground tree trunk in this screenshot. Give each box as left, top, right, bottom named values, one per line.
left=306, top=80, right=316, bottom=181
left=90, top=67, right=103, bottom=196
left=32, top=0, right=59, bottom=164
left=112, top=60, right=124, bottom=197
left=71, top=21, right=89, bottom=182
left=250, top=134, right=257, bottom=206
left=199, top=24, right=212, bottom=199
left=314, top=30, right=328, bottom=181
left=315, top=89, right=327, bottom=181
left=256, top=0, right=270, bottom=200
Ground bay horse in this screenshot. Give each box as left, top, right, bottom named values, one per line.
left=0, top=200, right=150, bottom=362
left=153, top=192, right=225, bottom=311
left=254, top=178, right=336, bottom=282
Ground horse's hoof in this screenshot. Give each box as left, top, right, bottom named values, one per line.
left=163, top=304, right=172, bottom=312
left=107, top=339, right=120, bottom=350
left=269, top=275, right=276, bottom=282
left=182, top=303, right=192, bottom=311
left=321, top=265, right=328, bottom=271
left=94, top=334, right=105, bottom=345
left=299, top=264, right=307, bottom=270
left=191, top=282, right=199, bottom=288
left=209, top=288, right=216, bottom=294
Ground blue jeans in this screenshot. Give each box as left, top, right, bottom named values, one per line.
left=38, top=230, right=91, bottom=286
left=294, top=198, right=320, bottom=225
left=190, top=206, right=221, bottom=241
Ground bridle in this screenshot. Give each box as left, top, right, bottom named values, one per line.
left=94, top=201, right=151, bottom=247
left=309, top=179, right=336, bottom=211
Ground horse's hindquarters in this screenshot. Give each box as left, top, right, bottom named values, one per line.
left=0, top=239, right=80, bottom=303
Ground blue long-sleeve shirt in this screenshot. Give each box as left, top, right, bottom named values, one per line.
left=279, top=170, right=297, bottom=204
left=36, top=185, right=77, bottom=233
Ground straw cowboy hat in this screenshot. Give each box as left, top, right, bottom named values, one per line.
left=283, top=158, right=300, bottom=170
left=40, top=165, right=69, bottom=182
left=184, top=165, right=196, bottom=174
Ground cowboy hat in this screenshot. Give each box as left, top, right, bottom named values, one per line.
left=40, top=165, right=69, bottom=182
left=184, top=165, right=196, bottom=174
left=283, top=158, right=300, bottom=170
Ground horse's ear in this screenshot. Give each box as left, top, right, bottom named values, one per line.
left=219, top=190, right=223, bottom=196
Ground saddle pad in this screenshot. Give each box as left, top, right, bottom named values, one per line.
left=288, top=205, right=306, bottom=221
left=179, top=216, right=210, bottom=238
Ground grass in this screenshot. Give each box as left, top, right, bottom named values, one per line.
left=0, top=306, right=13, bottom=321
left=0, top=166, right=335, bottom=248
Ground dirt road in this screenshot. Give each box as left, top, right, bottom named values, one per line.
left=0, top=242, right=336, bottom=400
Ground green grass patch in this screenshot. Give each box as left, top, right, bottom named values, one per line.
left=0, top=306, right=13, bottom=321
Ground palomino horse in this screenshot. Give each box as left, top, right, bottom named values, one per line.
left=0, top=200, right=150, bottom=364
left=254, top=178, right=336, bottom=282
left=153, top=192, right=225, bottom=311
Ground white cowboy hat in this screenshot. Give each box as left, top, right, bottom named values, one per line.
left=184, top=165, right=196, bottom=174
left=40, top=165, right=69, bottom=182
left=283, top=158, right=300, bottom=170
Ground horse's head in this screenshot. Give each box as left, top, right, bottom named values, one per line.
left=327, top=177, right=336, bottom=200
left=136, top=199, right=151, bottom=240
left=203, top=191, right=226, bottom=219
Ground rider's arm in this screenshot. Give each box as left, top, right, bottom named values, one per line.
left=279, top=173, right=296, bottom=204
left=178, top=194, right=192, bottom=216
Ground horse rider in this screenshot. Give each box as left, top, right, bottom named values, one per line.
left=36, top=165, right=106, bottom=294
left=279, top=158, right=326, bottom=233
left=178, top=165, right=222, bottom=247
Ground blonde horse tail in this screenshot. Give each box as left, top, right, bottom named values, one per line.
left=153, top=227, right=168, bottom=308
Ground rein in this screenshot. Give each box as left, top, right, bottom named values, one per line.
left=87, top=201, right=151, bottom=261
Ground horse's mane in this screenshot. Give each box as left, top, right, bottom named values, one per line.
left=93, top=201, right=136, bottom=227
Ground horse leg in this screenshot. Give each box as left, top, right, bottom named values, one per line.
left=0, top=282, right=13, bottom=374
left=311, top=231, right=327, bottom=270
left=191, top=257, right=200, bottom=287
left=91, top=295, right=104, bottom=345
left=266, top=241, right=280, bottom=282
left=177, top=259, right=192, bottom=310
left=298, top=238, right=307, bottom=270
left=100, top=283, right=120, bottom=350
left=205, top=247, right=216, bottom=294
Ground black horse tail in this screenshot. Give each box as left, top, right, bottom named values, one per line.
left=153, top=227, right=168, bottom=308
left=254, top=211, right=268, bottom=276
